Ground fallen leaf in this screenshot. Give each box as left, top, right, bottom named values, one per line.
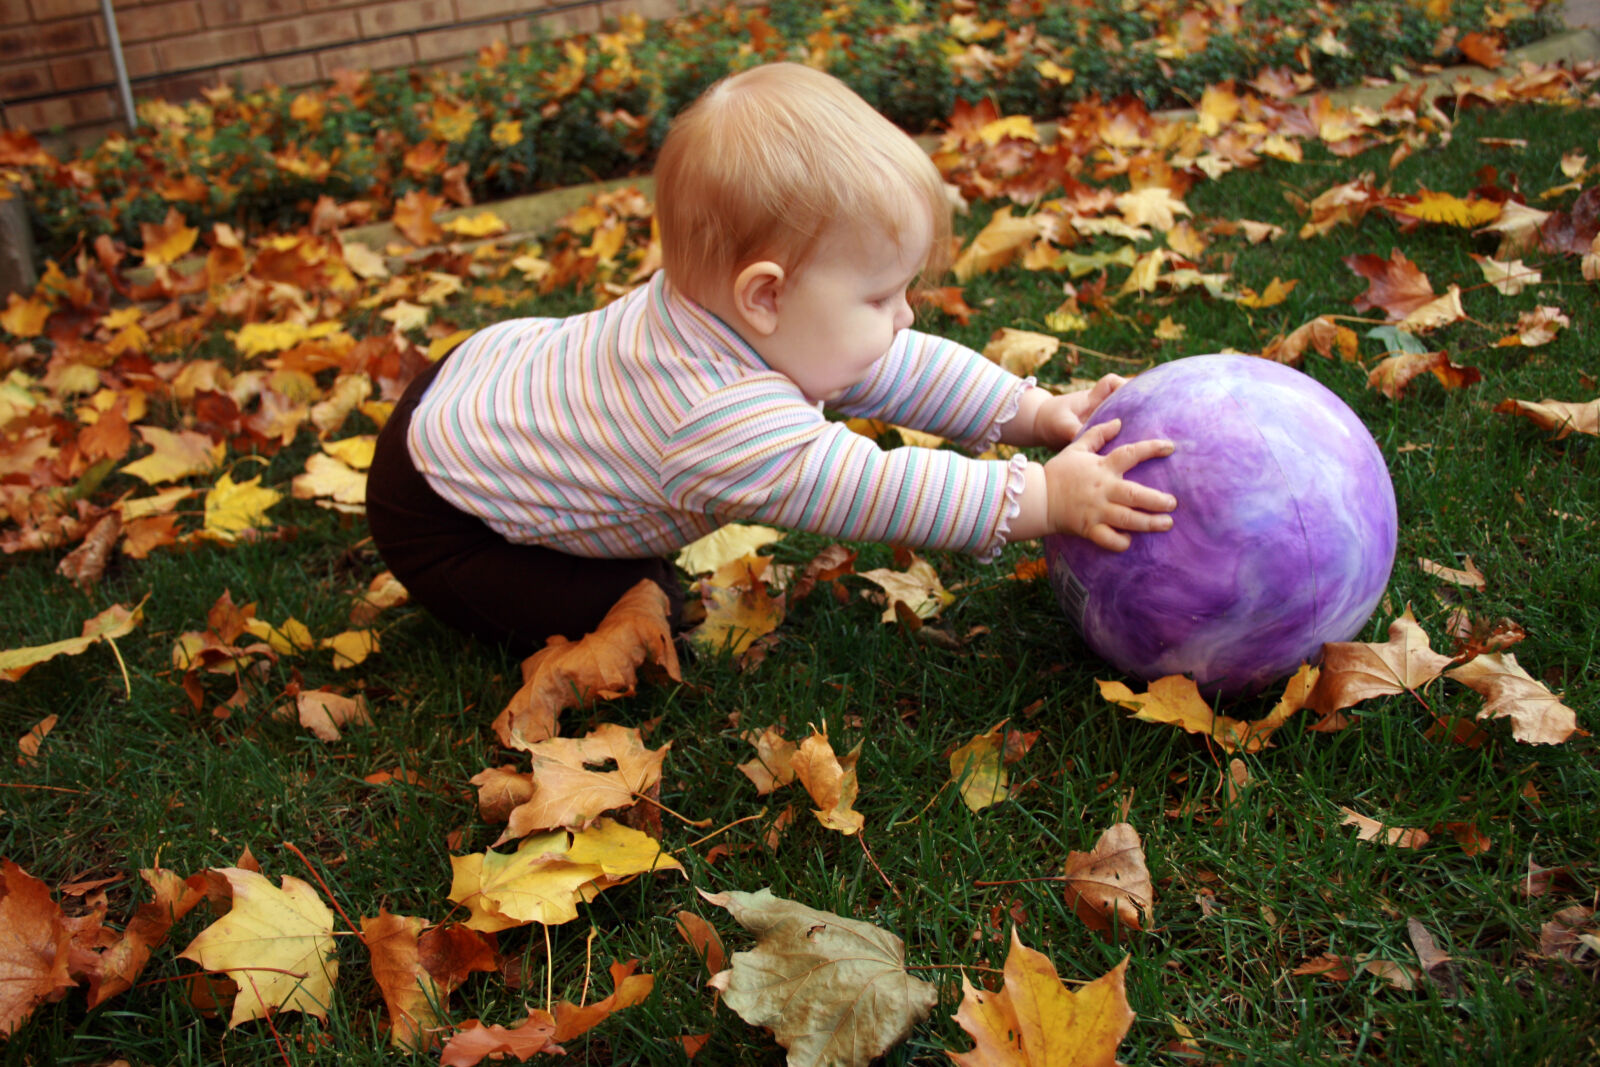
left=858, top=557, right=954, bottom=623
left=1366, top=350, right=1481, bottom=398
left=440, top=1009, right=560, bottom=1065
left=703, top=887, right=939, bottom=1067
left=949, top=930, right=1132, bottom=1066
left=675, top=911, right=726, bottom=976
left=1493, top=396, right=1599, bottom=438
left=1496, top=306, right=1569, bottom=347
left=0, top=859, right=75, bottom=1036
left=1097, top=671, right=1308, bottom=753
left=177, top=867, right=338, bottom=1027
left=737, top=725, right=798, bottom=796
left=674, top=524, right=785, bottom=575
left=491, top=724, right=669, bottom=838
left=293, top=689, right=373, bottom=742
left=0, top=601, right=146, bottom=682
left=1344, top=248, right=1439, bottom=320
left=1307, top=609, right=1455, bottom=721
left=1062, top=823, right=1153, bottom=934
left=492, top=580, right=681, bottom=749
left=953, top=206, right=1040, bottom=281
left=791, top=728, right=865, bottom=835
left=982, top=328, right=1060, bottom=377
left=363, top=909, right=447, bottom=1051
left=1445, top=652, right=1577, bottom=744
left=1337, top=806, right=1430, bottom=848
left=1418, top=556, right=1486, bottom=591
left=552, top=959, right=653, bottom=1042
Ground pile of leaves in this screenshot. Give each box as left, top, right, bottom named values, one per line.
left=1, top=12, right=1597, bottom=1064
left=1, top=0, right=1560, bottom=258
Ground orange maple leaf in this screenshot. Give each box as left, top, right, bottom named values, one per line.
left=139, top=207, right=200, bottom=266
left=0, top=860, right=75, bottom=1035
left=1366, top=350, right=1482, bottom=398
left=393, top=189, right=447, bottom=246
left=1062, top=822, right=1153, bottom=934
left=1344, top=248, right=1438, bottom=320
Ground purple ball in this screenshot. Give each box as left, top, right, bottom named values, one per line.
left=1044, top=354, right=1397, bottom=695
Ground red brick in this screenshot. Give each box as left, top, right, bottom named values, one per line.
left=414, top=20, right=506, bottom=62
left=48, top=50, right=115, bottom=91
left=359, top=0, right=454, bottom=37
left=120, top=41, right=159, bottom=79
left=27, top=0, right=99, bottom=18
left=301, top=0, right=361, bottom=9
left=0, top=0, right=30, bottom=28
left=153, top=25, right=259, bottom=67
left=6, top=96, right=77, bottom=130
left=455, top=0, right=521, bottom=18
left=142, top=71, right=216, bottom=101
left=598, top=0, right=689, bottom=25
left=6, top=14, right=99, bottom=59
left=114, top=1, right=203, bottom=43
left=231, top=51, right=320, bottom=90
left=257, top=9, right=358, bottom=51
left=205, top=0, right=306, bottom=28
left=0, top=59, right=50, bottom=97
left=516, top=3, right=597, bottom=40
left=314, top=34, right=415, bottom=75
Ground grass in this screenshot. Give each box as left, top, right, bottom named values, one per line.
left=3, top=95, right=1599, bottom=1067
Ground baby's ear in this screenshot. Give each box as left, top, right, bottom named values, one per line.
left=732, top=261, right=785, bottom=336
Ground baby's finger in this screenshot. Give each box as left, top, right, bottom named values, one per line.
left=1089, top=523, right=1133, bottom=552
left=1115, top=480, right=1178, bottom=513
left=1072, top=418, right=1122, bottom=453
left=1108, top=437, right=1174, bottom=472
left=1105, top=505, right=1175, bottom=532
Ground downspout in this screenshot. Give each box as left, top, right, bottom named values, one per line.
left=99, top=0, right=137, bottom=130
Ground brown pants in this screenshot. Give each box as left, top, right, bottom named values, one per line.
left=365, top=357, right=684, bottom=657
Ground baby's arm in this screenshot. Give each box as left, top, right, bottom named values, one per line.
left=1007, top=419, right=1176, bottom=551
left=1000, top=375, right=1127, bottom=449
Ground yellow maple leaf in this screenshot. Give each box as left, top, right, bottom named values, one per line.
left=949, top=722, right=1009, bottom=812
left=0, top=601, right=145, bottom=682
left=340, top=240, right=389, bottom=280
left=568, top=817, right=685, bottom=897
left=140, top=208, right=199, bottom=266
left=982, top=328, right=1060, bottom=377
left=449, top=832, right=604, bottom=930
left=950, top=931, right=1132, bottom=1066
left=177, top=868, right=337, bottom=1028
left=380, top=300, right=430, bottom=334
left=491, top=119, right=523, bottom=147
left=1097, top=670, right=1312, bottom=754
left=204, top=472, right=282, bottom=539
left=953, top=207, right=1041, bottom=281
left=1115, top=186, right=1191, bottom=231
left=443, top=211, right=509, bottom=238
left=675, top=523, right=786, bottom=576
left=320, top=435, right=376, bottom=471
left=1, top=292, right=52, bottom=337
left=321, top=628, right=378, bottom=669
left=1396, top=190, right=1502, bottom=227
left=121, top=426, right=224, bottom=485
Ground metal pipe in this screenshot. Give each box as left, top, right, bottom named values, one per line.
left=99, top=0, right=137, bottom=130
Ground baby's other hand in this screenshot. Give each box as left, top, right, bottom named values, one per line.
left=1044, top=418, right=1176, bottom=552
left=1032, top=373, right=1128, bottom=448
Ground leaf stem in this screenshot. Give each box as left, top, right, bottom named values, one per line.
left=632, top=791, right=713, bottom=829
left=972, top=875, right=1068, bottom=887
left=858, top=832, right=900, bottom=899
left=282, top=841, right=362, bottom=940
left=686, top=810, right=765, bottom=849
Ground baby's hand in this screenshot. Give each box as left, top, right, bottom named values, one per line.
left=1032, top=373, right=1128, bottom=448
left=1044, top=418, right=1176, bottom=551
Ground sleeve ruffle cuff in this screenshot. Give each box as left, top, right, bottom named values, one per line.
left=973, top=375, right=1035, bottom=454
left=978, top=451, right=1034, bottom=563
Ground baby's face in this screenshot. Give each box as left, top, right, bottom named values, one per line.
left=759, top=213, right=930, bottom=403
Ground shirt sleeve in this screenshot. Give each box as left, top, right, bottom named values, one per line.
left=660, top=373, right=1030, bottom=561
left=827, top=329, right=1032, bottom=452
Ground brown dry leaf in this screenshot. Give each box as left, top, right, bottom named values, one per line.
left=1476, top=200, right=1551, bottom=257
left=738, top=724, right=798, bottom=796
left=1445, top=652, right=1578, bottom=745
left=1418, top=556, right=1486, bottom=591
left=1496, top=306, right=1569, bottom=348
left=1338, top=806, right=1431, bottom=849
left=675, top=911, right=726, bottom=976
left=1471, top=254, right=1541, bottom=295
left=1458, top=31, right=1505, bottom=68
left=687, top=557, right=786, bottom=660
left=393, top=190, right=447, bottom=246
left=1307, top=608, right=1454, bottom=722
left=363, top=910, right=447, bottom=1051
left=492, top=723, right=669, bottom=839
left=1292, top=953, right=1353, bottom=980
left=17, top=715, right=57, bottom=766
left=492, top=580, right=680, bottom=749
left=1538, top=905, right=1597, bottom=962
left=57, top=512, right=122, bottom=590
left=1062, top=823, right=1153, bottom=934
left=982, top=327, right=1060, bottom=377
left=791, top=727, right=865, bottom=835
left=1493, top=397, right=1599, bottom=439
left=292, top=689, right=373, bottom=742
left=858, top=556, right=955, bottom=623
left=1344, top=249, right=1439, bottom=320
left=552, top=959, right=654, bottom=1043
left=1366, top=350, right=1481, bottom=398
left=440, top=1010, right=559, bottom=1065
left=349, top=570, right=408, bottom=626
left=0, top=859, right=76, bottom=1036
left=949, top=930, right=1132, bottom=1067
left=1260, top=315, right=1360, bottom=366
left=703, top=887, right=938, bottom=1067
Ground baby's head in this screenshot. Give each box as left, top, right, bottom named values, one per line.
left=654, top=63, right=952, bottom=307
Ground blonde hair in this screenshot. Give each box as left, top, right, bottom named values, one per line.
left=654, top=63, right=952, bottom=305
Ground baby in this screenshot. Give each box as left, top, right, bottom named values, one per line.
left=366, top=62, right=1176, bottom=653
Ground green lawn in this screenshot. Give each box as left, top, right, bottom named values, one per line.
left=3, top=90, right=1598, bottom=1067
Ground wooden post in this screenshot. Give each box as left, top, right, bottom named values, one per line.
left=0, top=187, right=38, bottom=301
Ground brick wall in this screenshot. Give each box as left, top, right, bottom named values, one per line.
left=1, top=0, right=696, bottom=148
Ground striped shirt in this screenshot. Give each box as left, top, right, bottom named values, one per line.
left=407, top=272, right=1032, bottom=561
